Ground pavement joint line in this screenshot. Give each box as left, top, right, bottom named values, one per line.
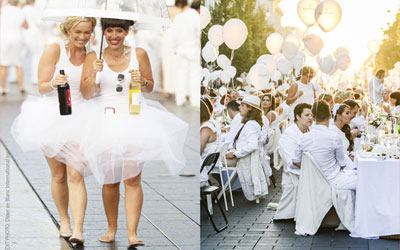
left=119, top=193, right=182, bottom=250
left=0, top=138, right=74, bottom=250
left=142, top=179, right=200, bottom=226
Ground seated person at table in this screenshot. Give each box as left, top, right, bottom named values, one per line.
left=331, top=104, right=354, bottom=155
left=293, top=101, right=358, bottom=190
left=223, top=100, right=242, bottom=144
left=200, top=97, right=220, bottom=164
left=225, top=95, right=263, bottom=167
left=279, top=103, right=313, bottom=175
left=343, top=99, right=361, bottom=138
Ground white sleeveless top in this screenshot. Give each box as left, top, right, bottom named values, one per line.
left=200, top=120, right=220, bottom=163
left=96, top=47, right=140, bottom=108
left=296, top=81, right=315, bottom=105
left=46, top=42, right=85, bottom=104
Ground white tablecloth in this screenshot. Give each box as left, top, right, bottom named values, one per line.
left=351, top=155, right=400, bottom=238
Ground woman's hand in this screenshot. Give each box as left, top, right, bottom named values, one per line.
left=226, top=152, right=235, bottom=159
left=130, top=69, right=147, bottom=87
left=93, top=59, right=103, bottom=73
left=52, top=73, right=69, bottom=88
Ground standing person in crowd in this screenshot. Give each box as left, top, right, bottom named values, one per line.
left=0, top=0, right=28, bottom=94
left=224, top=100, right=242, bottom=144
left=286, top=66, right=317, bottom=123
left=369, top=69, right=385, bottom=105
left=80, top=18, right=188, bottom=248
left=161, top=0, right=187, bottom=97
left=318, top=93, right=334, bottom=111
left=23, top=0, right=44, bottom=85
left=172, top=0, right=200, bottom=107
left=293, top=101, right=357, bottom=190
left=275, top=103, right=313, bottom=220
left=11, top=16, right=97, bottom=244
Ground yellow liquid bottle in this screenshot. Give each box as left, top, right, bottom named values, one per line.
left=129, top=80, right=141, bottom=115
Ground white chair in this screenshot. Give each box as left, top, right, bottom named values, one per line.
left=295, top=152, right=355, bottom=236
left=214, top=141, right=234, bottom=210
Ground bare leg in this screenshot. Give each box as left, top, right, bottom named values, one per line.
left=66, top=166, right=87, bottom=239
left=100, top=183, right=120, bottom=242
left=124, top=173, right=143, bottom=244
left=0, top=66, right=7, bottom=93
left=45, top=157, right=71, bottom=235
left=15, top=66, right=24, bottom=91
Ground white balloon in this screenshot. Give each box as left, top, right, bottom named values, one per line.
left=227, top=66, right=237, bottom=78
left=297, top=0, right=320, bottom=26
left=273, top=53, right=285, bottom=63
left=257, top=54, right=276, bottom=75
left=223, top=19, right=248, bottom=50
left=220, top=71, right=231, bottom=83
left=201, top=68, right=210, bottom=80
left=219, top=86, right=227, bottom=96
left=395, top=62, right=400, bottom=71
left=271, top=71, right=282, bottom=81
left=276, top=58, right=293, bottom=75
left=290, top=51, right=306, bottom=70
left=201, top=44, right=217, bottom=62
left=318, top=55, right=336, bottom=74
left=211, top=70, right=221, bottom=80
left=314, top=0, right=342, bottom=32
left=368, top=40, right=380, bottom=54
left=334, top=46, right=350, bottom=58
left=285, top=34, right=301, bottom=49
left=249, top=63, right=270, bottom=90
left=217, top=54, right=231, bottom=70
left=208, top=25, right=224, bottom=47
left=200, top=6, right=211, bottom=30
left=303, top=33, right=324, bottom=56
left=266, top=33, right=284, bottom=55
left=336, top=53, right=351, bottom=71
left=282, top=41, right=298, bottom=60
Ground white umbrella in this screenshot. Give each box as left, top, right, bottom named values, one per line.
left=42, top=0, right=171, bottom=58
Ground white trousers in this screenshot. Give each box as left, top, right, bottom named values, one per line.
left=175, top=55, right=200, bottom=107
left=330, top=169, right=358, bottom=190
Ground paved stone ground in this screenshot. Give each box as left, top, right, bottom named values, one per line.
left=200, top=168, right=400, bottom=250
left=0, top=82, right=200, bottom=250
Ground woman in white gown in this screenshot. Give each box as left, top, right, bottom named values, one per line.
left=0, top=0, right=28, bottom=94
left=11, top=16, right=97, bottom=244
left=80, top=18, right=188, bottom=248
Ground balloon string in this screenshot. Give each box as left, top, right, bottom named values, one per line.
left=230, top=49, right=235, bottom=63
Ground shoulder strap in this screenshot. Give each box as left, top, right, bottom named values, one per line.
left=233, top=122, right=247, bottom=149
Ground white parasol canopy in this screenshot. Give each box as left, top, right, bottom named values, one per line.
left=41, top=0, right=171, bottom=31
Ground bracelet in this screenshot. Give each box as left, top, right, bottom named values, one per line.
left=142, top=79, right=149, bottom=87
left=50, top=80, right=57, bottom=90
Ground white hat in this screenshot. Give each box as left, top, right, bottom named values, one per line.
left=239, top=95, right=262, bottom=111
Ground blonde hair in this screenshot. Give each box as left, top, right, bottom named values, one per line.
left=8, top=0, right=19, bottom=6
left=60, top=16, right=97, bottom=38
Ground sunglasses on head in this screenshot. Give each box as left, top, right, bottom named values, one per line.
left=116, top=73, right=124, bottom=92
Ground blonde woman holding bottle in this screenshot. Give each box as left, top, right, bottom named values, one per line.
left=80, top=18, right=188, bottom=248
left=11, top=16, right=97, bottom=245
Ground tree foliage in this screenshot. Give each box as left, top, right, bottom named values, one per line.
left=201, top=0, right=275, bottom=75
left=374, top=10, right=400, bottom=71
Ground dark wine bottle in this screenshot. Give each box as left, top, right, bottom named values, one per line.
left=58, top=70, right=72, bottom=115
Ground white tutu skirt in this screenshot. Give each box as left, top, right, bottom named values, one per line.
left=80, top=96, right=188, bottom=184
left=10, top=95, right=94, bottom=175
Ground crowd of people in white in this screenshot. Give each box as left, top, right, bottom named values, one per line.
left=200, top=65, right=400, bottom=234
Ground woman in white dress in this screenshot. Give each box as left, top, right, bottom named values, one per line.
left=331, top=104, right=354, bottom=156
left=200, top=96, right=220, bottom=162
left=80, top=18, right=188, bottom=248
left=383, top=91, right=400, bottom=115
left=0, top=0, right=28, bottom=94
left=11, top=16, right=97, bottom=244
left=261, top=93, right=280, bottom=154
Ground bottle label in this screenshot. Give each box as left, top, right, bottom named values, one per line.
left=66, top=89, right=71, bottom=107
left=129, top=90, right=141, bottom=105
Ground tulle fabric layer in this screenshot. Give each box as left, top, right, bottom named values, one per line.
left=10, top=95, right=93, bottom=175
left=79, top=96, right=188, bottom=184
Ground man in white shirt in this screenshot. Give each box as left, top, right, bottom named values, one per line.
left=172, top=1, right=200, bottom=107
left=224, top=100, right=242, bottom=144
left=368, top=69, right=385, bottom=105
left=293, top=101, right=357, bottom=190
